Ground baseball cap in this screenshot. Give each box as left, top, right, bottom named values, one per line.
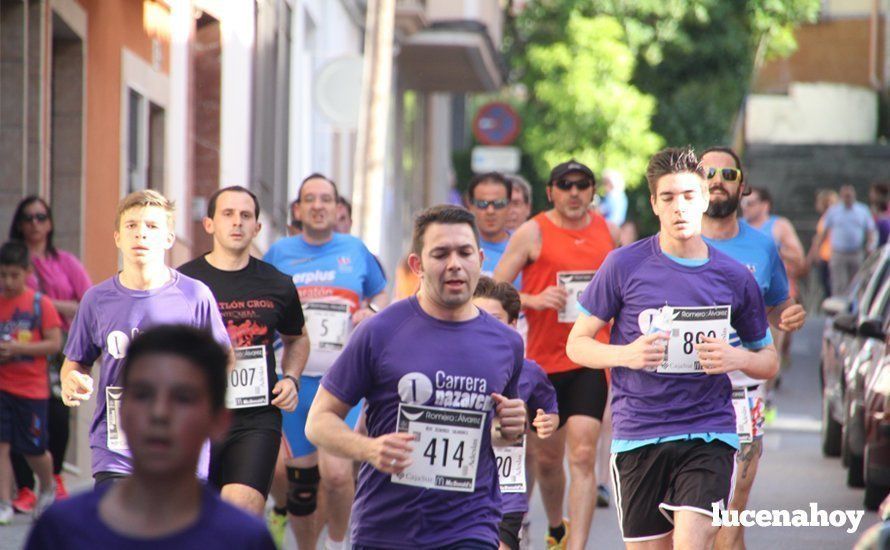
left=549, top=159, right=596, bottom=185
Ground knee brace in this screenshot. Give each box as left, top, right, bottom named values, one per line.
left=286, top=465, right=320, bottom=516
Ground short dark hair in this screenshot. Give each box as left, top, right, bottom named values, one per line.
left=9, top=196, right=57, bottom=258
left=121, top=325, right=229, bottom=412
left=297, top=173, right=339, bottom=203
left=206, top=185, right=260, bottom=219
left=750, top=186, right=773, bottom=205
left=467, top=172, right=512, bottom=202
left=645, top=147, right=705, bottom=195
left=337, top=196, right=352, bottom=217
left=473, top=276, right=521, bottom=323
left=0, top=241, right=30, bottom=269
left=411, top=205, right=480, bottom=255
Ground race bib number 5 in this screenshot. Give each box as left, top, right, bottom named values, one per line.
left=226, top=346, right=269, bottom=409
left=304, top=302, right=350, bottom=352
left=557, top=271, right=596, bottom=323
left=391, top=404, right=484, bottom=493
left=657, top=305, right=731, bottom=374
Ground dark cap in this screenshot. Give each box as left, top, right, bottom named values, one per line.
left=549, top=159, right=596, bottom=185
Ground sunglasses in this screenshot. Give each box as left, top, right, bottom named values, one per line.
left=553, top=179, right=593, bottom=191
left=21, top=213, right=49, bottom=223
left=706, top=167, right=741, bottom=182
left=470, top=198, right=510, bottom=210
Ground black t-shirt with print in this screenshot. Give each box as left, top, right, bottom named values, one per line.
left=178, top=255, right=304, bottom=419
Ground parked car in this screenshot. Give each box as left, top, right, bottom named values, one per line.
left=860, top=278, right=890, bottom=510
left=844, top=271, right=890, bottom=490
left=821, top=246, right=890, bottom=459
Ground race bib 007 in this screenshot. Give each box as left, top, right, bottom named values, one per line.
left=657, top=305, right=731, bottom=374
left=226, top=346, right=269, bottom=409
left=557, top=271, right=596, bottom=323
left=392, top=404, right=484, bottom=493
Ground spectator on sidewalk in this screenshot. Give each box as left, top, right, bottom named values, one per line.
left=7, top=197, right=92, bottom=510
left=869, top=182, right=890, bottom=246
left=808, top=189, right=839, bottom=300
left=809, top=184, right=878, bottom=296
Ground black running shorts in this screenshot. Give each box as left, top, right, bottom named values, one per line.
left=547, top=368, right=608, bottom=427
left=209, top=407, right=282, bottom=497
left=498, top=511, right=524, bottom=550
left=611, top=438, right=736, bottom=542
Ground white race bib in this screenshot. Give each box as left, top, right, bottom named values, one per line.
left=392, top=403, right=484, bottom=493
left=494, top=436, right=527, bottom=494
left=304, top=302, right=351, bottom=352
left=732, top=387, right=753, bottom=444
left=106, top=386, right=128, bottom=452
left=557, top=271, right=596, bottom=323
left=226, top=346, right=269, bottom=409
left=657, top=306, right=731, bottom=374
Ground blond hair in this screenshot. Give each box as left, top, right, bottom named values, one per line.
left=115, top=190, right=176, bottom=230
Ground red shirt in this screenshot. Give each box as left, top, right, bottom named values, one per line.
left=522, top=212, right=613, bottom=374
left=0, top=288, right=62, bottom=399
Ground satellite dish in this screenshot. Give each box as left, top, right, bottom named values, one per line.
left=314, top=56, right=364, bottom=129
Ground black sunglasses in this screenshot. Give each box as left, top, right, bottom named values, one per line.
left=470, top=198, right=510, bottom=210
left=553, top=179, right=593, bottom=191
left=21, top=213, right=49, bottom=223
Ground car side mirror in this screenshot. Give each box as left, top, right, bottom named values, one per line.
left=833, top=313, right=858, bottom=334
left=822, top=297, right=850, bottom=316
left=859, top=318, right=887, bottom=341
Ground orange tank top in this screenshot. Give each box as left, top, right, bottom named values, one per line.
left=522, top=212, right=613, bottom=374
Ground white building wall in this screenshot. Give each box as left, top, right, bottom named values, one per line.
left=745, top=83, right=877, bottom=144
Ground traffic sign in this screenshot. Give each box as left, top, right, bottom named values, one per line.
left=471, top=146, right=521, bottom=174
left=472, top=102, right=521, bottom=146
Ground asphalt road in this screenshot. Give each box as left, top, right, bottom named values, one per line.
left=2, top=317, right=880, bottom=549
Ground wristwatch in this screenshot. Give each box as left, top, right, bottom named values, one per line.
left=368, top=302, right=380, bottom=313
left=283, top=374, right=300, bottom=392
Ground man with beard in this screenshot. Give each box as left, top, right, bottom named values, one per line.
left=699, top=147, right=806, bottom=550
left=495, top=160, right=614, bottom=550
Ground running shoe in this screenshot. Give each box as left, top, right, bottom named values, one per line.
left=545, top=518, right=569, bottom=550
left=266, top=508, right=287, bottom=548
left=597, top=484, right=611, bottom=508
left=33, top=485, right=55, bottom=518
left=0, top=502, right=13, bottom=525
left=12, top=487, right=36, bottom=514
left=54, top=474, right=68, bottom=500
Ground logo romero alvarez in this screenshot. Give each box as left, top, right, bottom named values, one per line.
left=711, top=503, right=865, bottom=534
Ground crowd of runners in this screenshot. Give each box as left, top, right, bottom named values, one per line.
left=1, top=145, right=823, bottom=549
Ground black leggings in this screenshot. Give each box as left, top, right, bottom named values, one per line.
left=12, top=395, right=69, bottom=489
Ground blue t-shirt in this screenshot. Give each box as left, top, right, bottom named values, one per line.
left=264, top=233, right=387, bottom=376
left=321, top=296, right=524, bottom=549
left=26, top=484, right=275, bottom=549
left=578, top=235, right=769, bottom=442
left=823, top=202, right=877, bottom=252
left=480, top=236, right=521, bottom=289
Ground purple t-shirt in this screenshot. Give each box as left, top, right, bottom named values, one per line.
left=26, top=483, right=275, bottom=549
left=578, top=236, right=769, bottom=440
left=321, top=296, right=524, bottom=549
left=502, top=359, right=557, bottom=515
left=64, top=271, right=230, bottom=476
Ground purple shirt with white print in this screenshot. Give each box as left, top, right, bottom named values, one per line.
left=64, top=270, right=230, bottom=476
left=578, top=235, right=769, bottom=441
left=321, top=296, right=524, bottom=549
